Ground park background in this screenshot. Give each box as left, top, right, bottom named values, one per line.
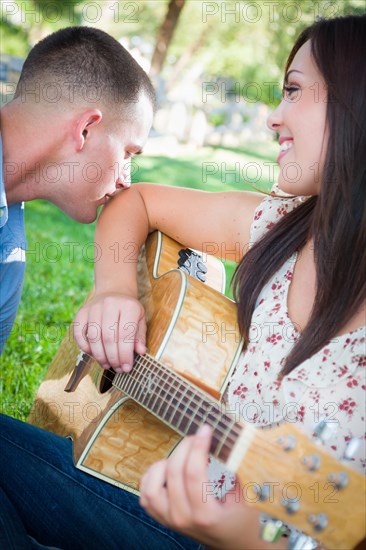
left=1, top=0, right=365, bottom=420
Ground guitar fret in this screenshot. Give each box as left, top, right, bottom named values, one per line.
left=215, top=420, right=237, bottom=461
left=153, top=378, right=172, bottom=418
left=161, top=379, right=194, bottom=430
left=167, top=383, right=190, bottom=427
left=121, top=370, right=138, bottom=396
left=135, top=365, right=156, bottom=410
left=172, top=386, right=195, bottom=434
left=178, top=388, right=201, bottom=436
left=133, top=357, right=155, bottom=404
left=143, top=365, right=168, bottom=412
left=125, top=370, right=141, bottom=400
left=112, top=354, right=243, bottom=461
left=154, top=376, right=177, bottom=419
left=143, top=361, right=169, bottom=416
left=135, top=363, right=183, bottom=419
left=114, top=367, right=135, bottom=395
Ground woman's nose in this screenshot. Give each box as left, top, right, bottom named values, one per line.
left=267, top=102, right=282, bottom=131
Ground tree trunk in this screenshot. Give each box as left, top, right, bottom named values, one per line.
left=149, top=0, right=186, bottom=78
left=166, top=22, right=213, bottom=92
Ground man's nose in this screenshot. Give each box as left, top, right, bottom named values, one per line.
left=115, top=176, right=130, bottom=190
left=115, top=159, right=132, bottom=189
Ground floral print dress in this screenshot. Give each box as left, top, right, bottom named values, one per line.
left=208, top=195, right=366, bottom=494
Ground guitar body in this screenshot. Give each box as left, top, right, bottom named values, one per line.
left=28, top=232, right=366, bottom=548
left=29, top=231, right=242, bottom=494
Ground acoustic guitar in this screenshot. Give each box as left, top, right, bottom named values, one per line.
left=29, top=231, right=366, bottom=550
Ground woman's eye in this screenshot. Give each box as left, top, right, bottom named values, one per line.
left=282, top=86, right=300, bottom=99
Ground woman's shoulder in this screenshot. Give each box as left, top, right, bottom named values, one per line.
left=250, top=186, right=309, bottom=245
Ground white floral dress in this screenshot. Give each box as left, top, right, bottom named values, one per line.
left=208, top=194, right=366, bottom=494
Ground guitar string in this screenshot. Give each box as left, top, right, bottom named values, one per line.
left=112, top=360, right=296, bottom=472
left=74, top=353, right=243, bottom=452
left=145, top=357, right=231, bottom=440
left=111, top=353, right=242, bottom=456
left=69, top=345, right=240, bottom=444
left=71, top=351, right=338, bottom=473
left=117, top=381, right=238, bottom=460
left=121, top=353, right=230, bottom=433
left=115, top=358, right=345, bottom=497
left=63, top=347, right=240, bottom=461
left=112, top=355, right=343, bottom=474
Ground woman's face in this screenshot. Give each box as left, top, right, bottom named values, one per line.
left=267, top=40, right=328, bottom=196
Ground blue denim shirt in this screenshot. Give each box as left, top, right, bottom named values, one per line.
left=0, top=134, right=27, bottom=354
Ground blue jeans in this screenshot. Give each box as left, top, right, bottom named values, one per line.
left=0, top=414, right=203, bottom=550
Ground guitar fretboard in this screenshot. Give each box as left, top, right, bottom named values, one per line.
left=112, top=354, right=243, bottom=463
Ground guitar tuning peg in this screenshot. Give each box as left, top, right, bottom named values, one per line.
left=196, top=261, right=207, bottom=273
left=301, top=454, right=321, bottom=472
left=178, top=249, right=189, bottom=259
left=254, top=483, right=271, bottom=501
left=288, top=532, right=318, bottom=549
left=313, top=419, right=337, bottom=443
left=277, top=434, right=296, bottom=451
left=307, top=513, right=328, bottom=532
left=327, top=471, right=349, bottom=489
left=282, top=498, right=300, bottom=515
left=343, top=437, right=361, bottom=460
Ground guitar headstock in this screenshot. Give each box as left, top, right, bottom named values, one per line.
left=227, top=422, right=366, bottom=549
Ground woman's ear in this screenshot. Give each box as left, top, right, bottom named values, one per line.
left=75, top=110, right=103, bottom=152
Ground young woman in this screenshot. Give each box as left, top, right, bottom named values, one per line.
left=74, top=14, right=366, bottom=550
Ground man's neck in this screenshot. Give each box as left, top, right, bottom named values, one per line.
left=1, top=101, right=54, bottom=205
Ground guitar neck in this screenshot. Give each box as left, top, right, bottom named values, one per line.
left=113, top=354, right=366, bottom=550
left=112, top=353, right=243, bottom=463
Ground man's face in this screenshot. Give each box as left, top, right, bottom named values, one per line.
left=55, top=93, right=154, bottom=223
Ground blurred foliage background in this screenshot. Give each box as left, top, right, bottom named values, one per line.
left=2, top=0, right=365, bottom=105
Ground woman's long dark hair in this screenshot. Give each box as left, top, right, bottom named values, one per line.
left=233, top=15, right=366, bottom=377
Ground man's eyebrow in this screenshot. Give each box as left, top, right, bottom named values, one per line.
left=284, top=69, right=303, bottom=83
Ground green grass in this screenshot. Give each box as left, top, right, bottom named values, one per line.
left=0, top=144, right=276, bottom=421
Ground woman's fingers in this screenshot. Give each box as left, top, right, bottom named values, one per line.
left=140, top=426, right=217, bottom=532
left=139, top=460, right=170, bottom=525
left=73, top=293, right=146, bottom=371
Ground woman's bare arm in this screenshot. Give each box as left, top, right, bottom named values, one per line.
left=74, top=183, right=263, bottom=369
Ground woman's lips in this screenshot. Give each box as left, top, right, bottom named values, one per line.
left=277, top=140, right=293, bottom=164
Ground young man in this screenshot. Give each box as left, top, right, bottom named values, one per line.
left=0, top=27, right=198, bottom=550
left=0, top=25, right=155, bottom=353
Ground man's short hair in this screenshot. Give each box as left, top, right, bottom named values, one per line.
left=14, top=26, right=156, bottom=110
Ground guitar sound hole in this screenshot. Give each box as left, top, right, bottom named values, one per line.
left=99, top=369, right=116, bottom=394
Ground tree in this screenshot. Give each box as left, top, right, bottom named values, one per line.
left=149, top=0, right=187, bottom=78
left=1, top=0, right=82, bottom=50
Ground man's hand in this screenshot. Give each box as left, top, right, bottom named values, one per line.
left=73, top=293, right=146, bottom=372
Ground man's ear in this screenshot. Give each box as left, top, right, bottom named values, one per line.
left=75, top=110, right=103, bottom=152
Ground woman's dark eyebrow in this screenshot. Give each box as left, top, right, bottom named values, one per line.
left=284, top=69, right=303, bottom=83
